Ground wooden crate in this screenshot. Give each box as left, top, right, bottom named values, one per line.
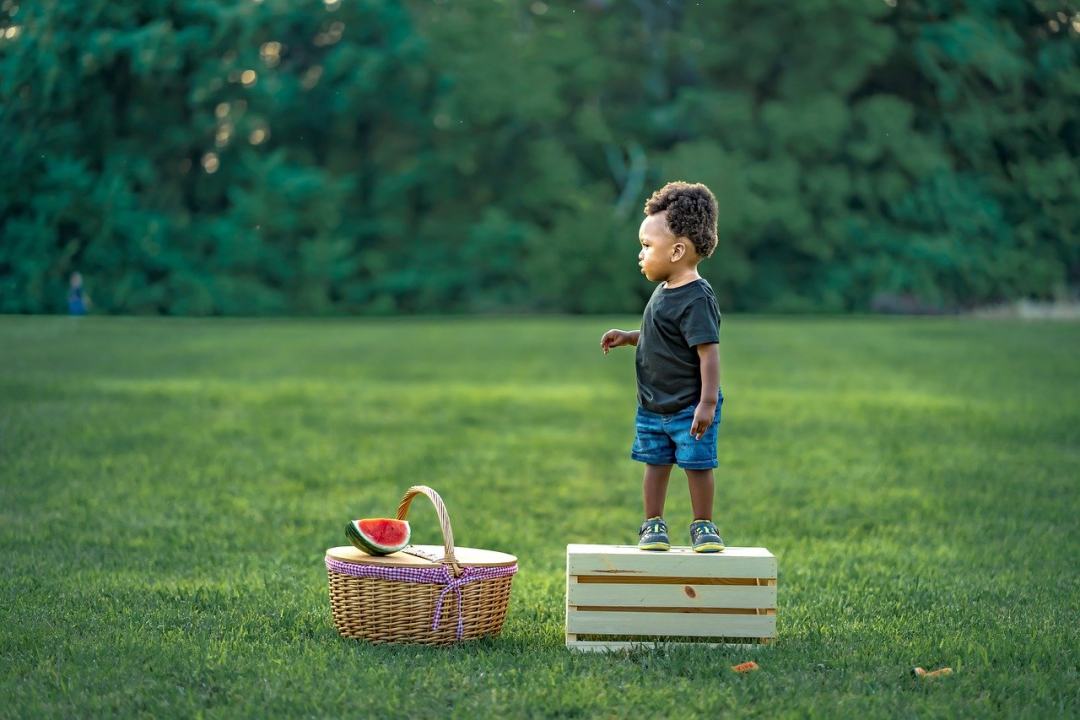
left=565, top=544, right=777, bottom=652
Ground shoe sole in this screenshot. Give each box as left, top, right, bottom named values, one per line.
left=693, top=542, right=725, bottom=553
left=638, top=542, right=671, bottom=551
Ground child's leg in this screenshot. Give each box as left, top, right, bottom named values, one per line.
left=643, top=463, right=673, bottom=518
left=685, top=468, right=714, bottom=520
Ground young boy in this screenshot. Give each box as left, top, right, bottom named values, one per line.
left=600, top=181, right=724, bottom=553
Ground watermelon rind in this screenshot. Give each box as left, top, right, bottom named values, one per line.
left=345, top=518, right=411, bottom=555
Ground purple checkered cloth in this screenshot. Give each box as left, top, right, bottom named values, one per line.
left=325, top=556, right=518, bottom=639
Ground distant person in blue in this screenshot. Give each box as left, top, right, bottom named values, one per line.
left=68, top=272, right=90, bottom=315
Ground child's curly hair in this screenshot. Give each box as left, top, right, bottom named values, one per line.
left=643, top=181, right=718, bottom=258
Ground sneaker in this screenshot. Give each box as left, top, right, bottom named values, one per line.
left=638, top=516, right=670, bottom=551
left=690, top=519, right=725, bottom=553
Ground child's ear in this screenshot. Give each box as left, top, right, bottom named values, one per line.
left=671, top=242, right=686, bottom=262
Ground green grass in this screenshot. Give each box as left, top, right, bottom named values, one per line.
left=2, top=315, right=1078, bottom=718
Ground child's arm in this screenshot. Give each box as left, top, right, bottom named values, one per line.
left=691, top=343, right=720, bottom=439
left=600, top=329, right=639, bottom=355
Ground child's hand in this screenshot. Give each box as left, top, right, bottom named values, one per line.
left=600, top=329, right=628, bottom=355
left=691, top=402, right=716, bottom=440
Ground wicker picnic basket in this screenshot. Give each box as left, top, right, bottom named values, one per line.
left=325, top=485, right=518, bottom=645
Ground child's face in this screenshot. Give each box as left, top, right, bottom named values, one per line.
left=638, top=212, right=683, bottom=282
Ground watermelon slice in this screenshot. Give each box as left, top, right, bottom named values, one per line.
left=345, top=518, right=411, bottom=555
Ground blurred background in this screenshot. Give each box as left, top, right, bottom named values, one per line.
left=1, top=0, right=1077, bottom=316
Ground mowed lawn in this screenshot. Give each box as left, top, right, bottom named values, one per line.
left=1, top=315, right=1078, bottom=718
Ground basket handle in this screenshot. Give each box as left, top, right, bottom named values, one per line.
left=395, top=485, right=463, bottom=576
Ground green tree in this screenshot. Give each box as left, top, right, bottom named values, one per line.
left=1, top=0, right=1076, bottom=315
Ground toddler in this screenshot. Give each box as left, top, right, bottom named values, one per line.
left=601, top=181, right=724, bottom=552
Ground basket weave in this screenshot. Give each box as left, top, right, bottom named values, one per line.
left=326, top=485, right=517, bottom=645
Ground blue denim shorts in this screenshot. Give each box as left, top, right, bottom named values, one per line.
left=631, top=393, right=723, bottom=470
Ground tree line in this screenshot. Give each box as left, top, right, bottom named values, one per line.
left=1, top=0, right=1077, bottom=315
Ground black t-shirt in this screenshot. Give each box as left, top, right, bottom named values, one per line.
left=635, top=278, right=721, bottom=414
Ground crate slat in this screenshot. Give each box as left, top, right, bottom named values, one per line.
left=565, top=639, right=767, bottom=652
left=567, top=544, right=776, bottom=580
left=566, top=608, right=776, bottom=637
left=568, top=580, right=775, bottom=609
